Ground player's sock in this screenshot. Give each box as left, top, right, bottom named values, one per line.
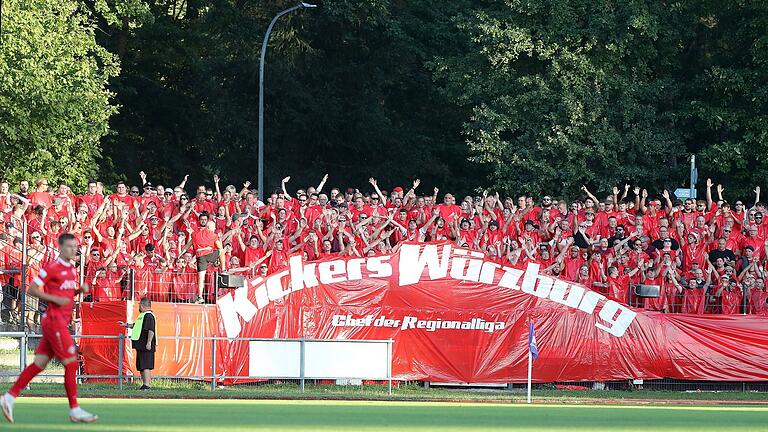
left=63, top=362, right=79, bottom=409
left=8, top=363, right=43, bottom=397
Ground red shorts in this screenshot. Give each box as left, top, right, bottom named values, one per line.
left=35, top=321, right=77, bottom=360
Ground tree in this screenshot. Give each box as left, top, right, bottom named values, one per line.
left=97, top=0, right=487, bottom=195
left=0, top=0, right=119, bottom=190
left=433, top=0, right=768, bottom=200
left=677, top=1, right=768, bottom=200
left=432, top=0, right=687, bottom=199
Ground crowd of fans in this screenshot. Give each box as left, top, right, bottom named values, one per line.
left=1, top=174, right=768, bottom=323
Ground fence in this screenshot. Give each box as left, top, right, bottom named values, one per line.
left=588, top=281, right=753, bottom=315
left=0, top=332, right=394, bottom=395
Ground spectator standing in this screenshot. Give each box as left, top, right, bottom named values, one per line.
left=119, top=297, right=156, bottom=391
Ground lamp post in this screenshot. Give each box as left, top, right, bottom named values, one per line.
left=258, top=2, right=317, bottom=202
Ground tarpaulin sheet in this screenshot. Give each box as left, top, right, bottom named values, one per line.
left=80, top=301, right=216, bottom=379
left=80, top=242, right=768, bottom=383
left=213, top=242, right=768, bottom=383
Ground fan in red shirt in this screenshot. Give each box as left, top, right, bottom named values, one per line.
left=749, top=277, right=768, bottom=315
left=2, top=233, right=98, bottom=423
left=671, top=272, right=710, bottom=315
left=191, top=221, right=226, bottom=303
left=717, top=275, right=743, bottom=315
left=108, top=181, right=135, bottom=209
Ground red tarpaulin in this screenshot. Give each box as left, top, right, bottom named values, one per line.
left=80, top=301, right=216, bottom=379
left=81, top=242, right=768, bottom=383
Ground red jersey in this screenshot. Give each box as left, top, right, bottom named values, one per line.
left=33, top=258, right=78, bottom=324
left=192, top=229, right=219, bottom=257
left=78, top=193, right=104, bottom=216
left=607, top=274, right=630, bottom=304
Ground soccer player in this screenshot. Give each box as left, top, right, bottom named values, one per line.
left=1, top=233, right=98, bottom=424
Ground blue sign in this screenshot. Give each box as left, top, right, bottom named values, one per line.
left=674, top=188, right=697, bottom=199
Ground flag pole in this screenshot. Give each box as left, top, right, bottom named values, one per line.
left=527, top=349, right=532, bottom=404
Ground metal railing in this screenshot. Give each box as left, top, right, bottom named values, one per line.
left=0, top=332, right=394, bottom=395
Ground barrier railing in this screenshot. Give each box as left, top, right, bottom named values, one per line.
left=0, top=332, right=394, bottom=395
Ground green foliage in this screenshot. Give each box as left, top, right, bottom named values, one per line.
left=0, top=0, right=119, bottom=190
left=98, top=0, right=485, bottom=194
left=2, top=1, right=767, bottom=200
left=433, top=0, right=768, bottom=200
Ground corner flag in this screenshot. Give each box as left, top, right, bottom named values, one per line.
left=528, top=321, right=538, bottom=361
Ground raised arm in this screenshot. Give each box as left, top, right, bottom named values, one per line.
left=280, top=176, right=292, bottom=200
left=402, top=179, right=420, bottom=207
left=177, top=174, right=190, bottom=190
left=368, top=178, right=387, bottom=206
left=620, top=184, right=630, bottom=201
left=316, top=174, right=329, bottom=193
left=705, top=178, right=713, bottom=209
left=661, top=189, right=673, bottom=212
left=581, top=185, right=599, bottom=204
left=633, top=186, right=641, bottom=211
left=239, top=181, right=252, bottom=199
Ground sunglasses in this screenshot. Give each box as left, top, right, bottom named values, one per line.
left=164, top=192, right=172, bottom=196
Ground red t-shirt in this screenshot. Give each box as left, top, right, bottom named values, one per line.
left=437, top=204, right=462, bottom=222
left=109, top=193, right=135, bottom=209
left=33, top=258, right=78, bottom=324
left=29, top=191, right=52, bottom=209
left=607, top=274, right=630, bottom=303
left=192, top=229, right=219, bottom=257
left=78, top=193, right=104, bottom=216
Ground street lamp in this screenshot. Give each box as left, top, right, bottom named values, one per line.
left=258, top=2, right=317, bottom=201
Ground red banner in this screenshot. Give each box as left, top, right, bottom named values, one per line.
left=80, top=301, right=216, bottom=380
left=214, top=242, right=768, bottom=383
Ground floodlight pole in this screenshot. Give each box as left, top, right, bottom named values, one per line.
left=258, top=3, right=317, bottom=202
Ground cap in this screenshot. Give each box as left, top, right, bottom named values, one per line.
left=393, top=186, right=404, bottom=193
left=460, top=218, right=470, bottom=225
left=346, top=188, right=355, bottom=194
left=524, top=220, right=535, bottom=226
left=164, top=187, right=173, bottom=194
left=144, top=182, right=153, bottom=188
left=489, top=220, right=499, bottom=227
left=543, top=196, right=552, bottom=200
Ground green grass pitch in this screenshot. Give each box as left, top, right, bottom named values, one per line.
left=3, top=398, right=767, bottom=431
